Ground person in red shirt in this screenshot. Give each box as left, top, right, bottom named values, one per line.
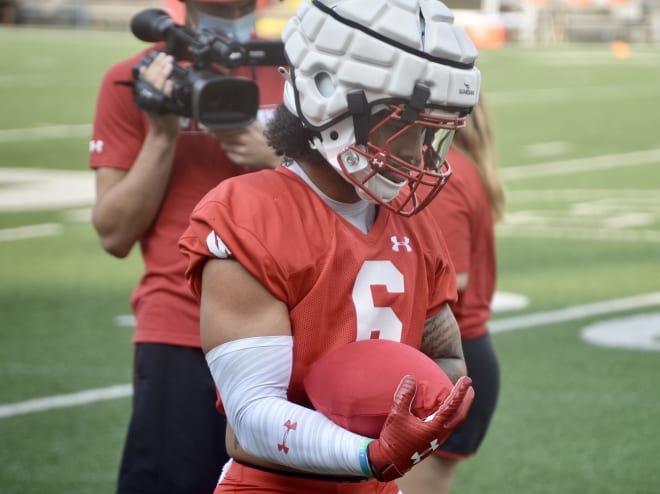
left=162, top=0, right=186, bottom=22
left=178, top=1, right=481, bottom=492
left=89, top=1, right=284, bottom=493
left=398, top=96, right=505, bottom=494
left=162, top=0, right=272, bottom=21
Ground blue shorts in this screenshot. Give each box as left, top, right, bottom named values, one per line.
left=438, top=332, right=500, bottom=459
left=116, top=343, right=230, bottom=494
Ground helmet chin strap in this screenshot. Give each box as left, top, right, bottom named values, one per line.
left=347, top=91, right=370, bottom=147
left=311, top=126, right=405, bottom=206
left=354, top=172, right=404, bottom=204
left=400, top=84, right=431, bottom=123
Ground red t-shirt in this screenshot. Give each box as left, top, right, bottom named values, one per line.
left=179, top=166, right=457, bottom=405
left=429, top=148, right=496, bottom=340
left=89, top=45, right=284, bottom=347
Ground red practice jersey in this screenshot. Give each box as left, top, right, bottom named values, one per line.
left=430, top=148, right=496, bottom=340
left=179, top=165, right=457, bottom=406
left=89, top=45, right=284, bottom=347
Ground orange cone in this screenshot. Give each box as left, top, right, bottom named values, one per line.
left=610, top=40, right=631, bottom=59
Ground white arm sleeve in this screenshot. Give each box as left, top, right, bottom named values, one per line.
left=206, top=335, right=371, bottom=476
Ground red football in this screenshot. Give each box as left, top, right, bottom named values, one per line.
left=303, top=339, right=453, bottom=438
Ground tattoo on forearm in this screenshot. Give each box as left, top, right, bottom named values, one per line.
left=420, top=305, right=466, bottom=383
left=421, top=305, right=461, bottom=357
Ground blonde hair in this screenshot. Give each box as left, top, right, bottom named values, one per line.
left=452, top=95, right=506, bottom=222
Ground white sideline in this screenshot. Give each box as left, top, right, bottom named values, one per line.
left=2, top=293, right=660, bottom=419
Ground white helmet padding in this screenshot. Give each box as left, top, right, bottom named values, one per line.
left=280, top=0, right=481, bottom=215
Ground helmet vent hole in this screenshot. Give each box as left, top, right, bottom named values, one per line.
left=330, top=131, right=339, bottom=140
left=314, top=72, right=335, bottom=97
left=419, top=11, right=426, bottom=47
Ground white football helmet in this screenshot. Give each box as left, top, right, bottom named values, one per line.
left=281, top=0, right=481, bottom=215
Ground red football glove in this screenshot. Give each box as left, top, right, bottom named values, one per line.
left=366, top=374, right=474, bottom=482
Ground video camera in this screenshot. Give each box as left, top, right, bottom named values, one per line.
left=130, top=8, right=286, bottom=129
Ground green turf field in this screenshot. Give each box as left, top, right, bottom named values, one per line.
left=0, top=26, right=659, bottom=494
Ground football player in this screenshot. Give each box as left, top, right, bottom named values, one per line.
left=179, top=1, right=481, bottom=492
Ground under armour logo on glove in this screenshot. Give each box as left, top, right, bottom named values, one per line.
left=410, top=438, right=440, bottom=464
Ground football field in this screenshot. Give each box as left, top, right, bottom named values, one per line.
left=0, top=26, right=659, bottom=494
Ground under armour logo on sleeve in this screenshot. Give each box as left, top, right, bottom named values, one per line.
left=89, top=140, right=104, bottom=154
left=277, top=419, right=297, bottom=454
left=206, top=230, right=232, bottom=258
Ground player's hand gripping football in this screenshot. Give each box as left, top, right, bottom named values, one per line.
left=366, top=375, right=474, bottom=482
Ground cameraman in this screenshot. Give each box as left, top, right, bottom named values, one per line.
left=88, top=1, right=283, bottom=493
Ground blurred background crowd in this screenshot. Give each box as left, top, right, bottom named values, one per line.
left=1, top=0, right=660, bottom=47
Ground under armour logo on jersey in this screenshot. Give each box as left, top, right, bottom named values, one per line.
left=89, top=140, right=104, bottom=154
left=410, top=439, right=440, bottom=464
left=390, top=236, right=412, bottom=253
left=206, top=230, right=231, bottom=258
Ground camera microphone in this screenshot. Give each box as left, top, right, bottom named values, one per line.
left=130, top=8, right=176, bottom=42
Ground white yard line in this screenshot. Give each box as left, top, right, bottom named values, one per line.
left=0, top=384, right=132, bottom=419
left=488, top=83, right=660, bottom=105
left=0, top=124, right=92, bottom=143
left=0, top=223, right=62, bottom=242
left=1, top=292, right=659, bottom=419
left=501, top=148, right=660, bottom=181
left=505, top=188, right=660, bottom=202
left=496, top=224, right=660, bottom=243
left=489, top=292, right=660, bottom=333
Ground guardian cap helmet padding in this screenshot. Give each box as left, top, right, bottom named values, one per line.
left=281, top=0, right=481, bottom=215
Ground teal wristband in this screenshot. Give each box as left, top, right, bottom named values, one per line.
left=359, top=439, right=375, bottom=477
